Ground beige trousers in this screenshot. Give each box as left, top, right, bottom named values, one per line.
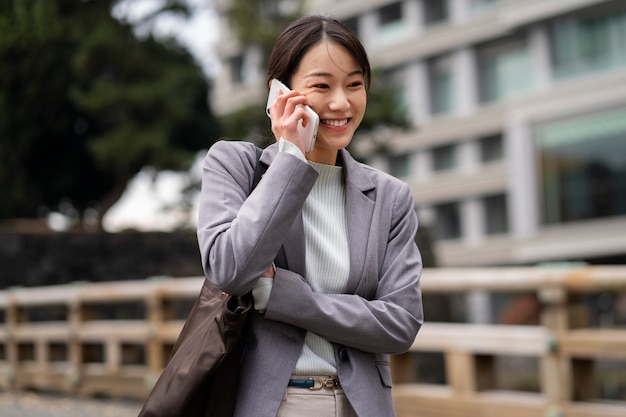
left=277, top=386, right=357, bottom=417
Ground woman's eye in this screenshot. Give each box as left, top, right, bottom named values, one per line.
left=313, top=83, right=329, bottom=89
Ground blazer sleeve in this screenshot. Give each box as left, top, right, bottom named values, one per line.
left=196, top=141, right=318, bottom=296
left=264, top=181, right=423, bottom=354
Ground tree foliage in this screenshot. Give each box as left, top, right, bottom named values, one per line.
left=0, top=0, right=220, bottom=228
left=219, top=103, right=272, bottom=147
left=231, top=0, right=306, bottom=63
left=359, top=69, right=411, bottom=133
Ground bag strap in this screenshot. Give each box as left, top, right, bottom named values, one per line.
left=251, top=146, right=266, bottom=192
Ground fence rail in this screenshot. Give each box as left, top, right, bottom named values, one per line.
left=1, top=266, right=625, bottom=417
left=393, top=266, right=626, bottom=417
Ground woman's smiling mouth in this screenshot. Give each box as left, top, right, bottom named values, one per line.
left=321, top=118, right=349, bottom=127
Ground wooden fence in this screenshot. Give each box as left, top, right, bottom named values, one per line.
left=392, top=266, right=626, bottom=417
left=0, top=266, right=625, bottom=416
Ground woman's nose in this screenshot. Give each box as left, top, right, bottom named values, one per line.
left=328, top=89, right=349, bottom=111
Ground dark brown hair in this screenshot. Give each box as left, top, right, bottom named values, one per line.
left=266, top=15, right=371, bottom=92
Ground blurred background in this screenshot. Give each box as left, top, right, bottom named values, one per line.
left=212, top=0, right=626, bottom=269
left=1, top=0, right=625, bottom=416
left=3, top=0, right=625, bottom=266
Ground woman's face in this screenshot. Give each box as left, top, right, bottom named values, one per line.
left=290, top=41, right=367, bottom=163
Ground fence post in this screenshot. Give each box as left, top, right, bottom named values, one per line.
left=68, top=297, right=82, bottom=392
left=446, top=350, right=479, bottom=396
left=390, top=352, right=416, bottom=383
left=5, top=295, right=18, bottom=389
left=539, top=285, right=569, bottom=405
left=145, top=292, right=163, bottom=391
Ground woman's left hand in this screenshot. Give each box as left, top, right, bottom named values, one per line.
left=261, top=264, right=275, bottom=279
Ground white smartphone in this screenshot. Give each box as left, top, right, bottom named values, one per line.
left=266, top=79, right=319, bottom=153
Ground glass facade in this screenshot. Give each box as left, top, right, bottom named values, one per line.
left=389, top=153, right=411, bottom=178
left=435, top=202, right=462, bottom=239
left=377, top=2, right=407, bottom=44
left=471, top=0, right=501, bottom=11
left=477, top=34, right=533, bottom=103
left=484, top=194, right=509, bottom=234
left=433, top=144, right=457, bottom=171
left=550, top=5, right=626, bottom=80
left=425, top=0, right=449, bottom=25
left=428, top=54, right=455, bottom=115
left=537, top=107, right=626, bottom=224
left=480, top=134, right=504, bottom=163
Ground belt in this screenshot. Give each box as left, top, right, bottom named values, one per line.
left=288, top=376, right=340, bottom=390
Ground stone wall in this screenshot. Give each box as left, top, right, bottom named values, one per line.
left=0, top=232, right=204, bottom=289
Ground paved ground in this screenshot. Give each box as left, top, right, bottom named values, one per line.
left=0, top=391, right=142, bottom=417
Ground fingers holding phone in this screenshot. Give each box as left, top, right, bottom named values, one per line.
left=266, top=79, right=319, bottom=154
left=270, top=90, right=307, bottom=145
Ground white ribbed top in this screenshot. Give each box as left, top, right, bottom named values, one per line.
left=293, top=161, right=349, bottom=376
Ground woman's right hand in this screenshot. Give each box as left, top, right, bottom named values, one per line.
left=268, top=88, right=315, bottom=155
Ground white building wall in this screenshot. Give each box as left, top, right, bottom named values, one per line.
left=454, top=47, right=478, bottom=117
left=529, top=24, right=552, bottom=92
left=449, top=0, right=471, bottom=24
left=406, top=61, right=429, bottom=125
left=506, top=117, right=538, bottom=240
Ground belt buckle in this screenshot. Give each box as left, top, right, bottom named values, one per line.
left=308, top=377, right=339, bottom=390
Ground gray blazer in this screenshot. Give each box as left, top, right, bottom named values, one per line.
left=197, top=140, right=423, bottom=417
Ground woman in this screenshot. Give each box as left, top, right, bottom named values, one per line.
left=197, top=15, right=423, bottom=417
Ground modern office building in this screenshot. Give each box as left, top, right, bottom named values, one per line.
left=212, top=0, right=626, bottom=267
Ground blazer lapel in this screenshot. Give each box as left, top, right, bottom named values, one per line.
left=268, top=146, right=376, bottom=289
left=339, top=149, right=376, bottom=296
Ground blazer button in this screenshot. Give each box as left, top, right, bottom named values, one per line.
left=339, top=347, right=348, bottom=362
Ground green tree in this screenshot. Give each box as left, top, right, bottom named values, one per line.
left=231, top=0, right=306, bottom=62
left=0, top=0, right=220, bottom=229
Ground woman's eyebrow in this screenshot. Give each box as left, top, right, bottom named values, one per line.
left=304, top=69, right=364, bottom=78
left=348, top=70, right=364, bottom=77
left=305, top=72, right=332, bottom=78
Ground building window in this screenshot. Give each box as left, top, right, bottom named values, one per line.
left=382, top=66, right=408, bottom=113
left=432, top=144, right=457, bottom=171
left=377, top=2, right=406, bottom=43
left=471, top=0, right=501, bottom=11
left=425, top=0, right=449, bottom=25
left=389, top=153, right=411, bottom=178
left=434, top=202, right=462, bottom=240
left=428, top=54, right=455, bottom=115
left=484, top=194, right=509, bottom=235
left=477, top=34, right=533, bottom=103
left=537, top=107, right=626, bottom=225
left=480, top=134, right=504, bottom=163
left=379, top=2, right=402, bottom=25
left=550, top=6, right=626, bottom=79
